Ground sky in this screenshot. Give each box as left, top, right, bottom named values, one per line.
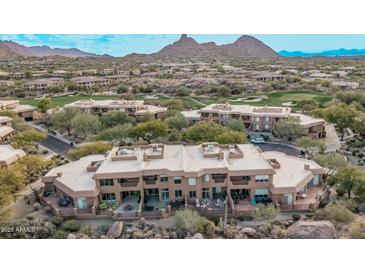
left=0, top=34, right=365, bottom=57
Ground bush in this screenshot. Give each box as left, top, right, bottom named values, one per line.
left=99, top=202, right=108, bottom=210
left=350, top=222, right=365, bottom=239
left=111, top=201, right=119, bottom=210
left=316, top=203, right=356, bottom=223
left=253, top=204, right=279, bottom=221
left=352, top=149, right=359, bottom=156
left=174, top=209, right=215, bottom=238
left=53, top=230, right=67, bottom=239
left=357, top=153, right=364, bottom=158
left=62, top=220, right=81, bottom=232
left=50, top=216, right=64, bottom=226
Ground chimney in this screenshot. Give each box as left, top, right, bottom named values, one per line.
left=304, top=164, right=310, bottom=170
left=218, top=151, right=224, bottom=160
left=143, top=153, right=148, bottom=161
left=56, top=172, right=62, bottom=177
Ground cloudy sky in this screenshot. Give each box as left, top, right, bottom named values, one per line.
left=1, top=34, right=365, bottom=57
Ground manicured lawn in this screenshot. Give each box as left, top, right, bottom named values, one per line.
left=19, top=90, right=333, bottom=110
left=193, top=90, right=333, bottom=109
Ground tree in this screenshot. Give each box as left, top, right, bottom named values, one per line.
left=176, top=87, right=190, bottom=97
left=0, top=166, right=26, bottom=207
left=94, top=124, right=133, bottom=145
left=183, top=121, right=225, bottom=143
left=215, top=130, right=247, bottom=144
left=131, top=120, right=168, bottom=144
left=296, top=136, right=326, bottom=157
left=216, top=86, right=230, bottom=97
left=274, top=118, right=305, bottom=141
left=174, top=209, right=215, bottom=238
left=297, top=99, right=318, bottom=112
left=166, top=113, right=189, bottom=130
left=71, top=113, right=101, bottom=140
left=116, top=84, right=128, bottom=94
left=100, top=111, right=134, bottom=128
left=226, top=119, right=245, bottom=132
left=323, top=103, right=358, bottom=140
left=51, top=107, right=80, bottom=136
left=37, top=98, right=52, bottom=113
left=353, top=115, right=365, bottom=137
left=312, top=153, right=347, bottom=175
left=328, top=166, right=365, bottom=198
left=11, top=129, right=47, bottom=148
left=68, top=142, right=112, bottom=160
left=163, top=99, right=184, bottom=111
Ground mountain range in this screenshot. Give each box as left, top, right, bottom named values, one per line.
left=122, top=34, right=279, bottom=61
left=280, top=48, right=365, bottom=57
left=2, top=35, right=365, bottom=60
left=0, top=40, right=99, bottom=59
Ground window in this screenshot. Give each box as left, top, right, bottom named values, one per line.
left=160, top=175, right=168, bottom=183
left=264, top=124, right=270, bottom=130
left=202, top=188, right=210, bottom=199
left=254, top=189, right=269, bottom=199
left=99, top=179, right=114, bottom=186
left=256, top=125, right=260, bottom=130
left=101, top=193, right=116, bottom=201
left=161, top=188, right=169, bottom=201
left=202, top=174, right=210, bottom=183
left=255, top=175, right=269, bottom=183
left=189, top=191, right=196, bottom=198
left=242, top=176, right=251, bottom=181
left=188, top=177, right=196, bottom=186
left=212, top=113, right=218, bottom=117
left=174, top=176, right=182, bottom=184
left=255, top=117, right=260, bottom=122
left=175, top=190, right=183, bottom=198
left=265, top=117, right=270, bottom=122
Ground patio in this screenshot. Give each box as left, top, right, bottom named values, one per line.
left=114, top=196, right=139, bottom=215
left=294, top=186, right=329, bottom=211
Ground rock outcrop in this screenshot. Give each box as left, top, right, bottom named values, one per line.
left=287, top=221, right=337, bottom=239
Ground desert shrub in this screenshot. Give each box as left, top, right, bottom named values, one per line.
left=81, top=225, right=93, bottom=237
left=174, top=209, right=215, bottom=238
left=253, top=204, right=279, bottom=221
left=53, top=230, right=67, bottom=239
left=62, top=220, right=81, bottom=232
left=352, top=149, right=359, bottom=156
left=339, top=199, right=359, bottom=213
left=316, top=203, right=356, bottom=223
left=50, top=216, right=64, bottom=226
left=350, top=222, right=365, bottom=239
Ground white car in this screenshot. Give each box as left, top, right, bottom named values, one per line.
left=251, top=137, right=265, bottom=144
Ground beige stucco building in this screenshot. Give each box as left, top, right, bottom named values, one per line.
left=41, top=143, right=329, bottom=219
left=0, top=100, right=37, bottom=121
left=65, top=99, right=167, bottom=121
left=0, top=144, right=26, bottom=166
left=182, top=103, right=326, bottom=138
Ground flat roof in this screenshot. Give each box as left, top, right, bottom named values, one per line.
left=289, top=113, right=325, bottom=128
left=198, top=103, right=291, bottom=117
left=0, top=144, right=26, bottom=166
left=181, top=110, right=201, bottom=119
left=0, top=126, right=14, bottom=137
left=44, top=154, right=105, bottom=194
left=262, top=151, right=324, bottom=191
left=0, top=116, right=12, bottom=123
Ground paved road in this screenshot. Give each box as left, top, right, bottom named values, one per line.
left=256, top=142, right=302, bottom=157
left=39, top=134, right=73, bottom=156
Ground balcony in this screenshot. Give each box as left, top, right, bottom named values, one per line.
left=230, top=178, right=249, bottom=186
left=212, top=174, right=227, bottom=183
left=143, top=176, right=158, bottom=185
left=119, top=178, right=139, bottom=188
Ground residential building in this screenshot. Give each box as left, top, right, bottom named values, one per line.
left=9, top=72, right=26, bottom=80
left=64, top=99, right=167, bottom=121
left=0, top=116, right=14, bottom=143
left=0, top=144, right=26, bottom=166
left=0, top=99, right=37, bottom=121
left=23, top=78, right=64, bottom=91
left=41, top=143, right=329, bottom=219
left=253, top=72, right=286, bottom=81
left=331, top=81, right=359, bottom=90
left=182, top=103, right=326, bottom=138
left=70, top=76, right=110, bottom=88
left=52, top=70, right=69, bottom=78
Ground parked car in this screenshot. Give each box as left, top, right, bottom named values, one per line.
left=251, top=137, right=266, bottom=144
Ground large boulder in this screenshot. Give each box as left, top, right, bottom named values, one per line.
left=288, top=221, right=337, bottom=239
left=192, top=233, right=204, bottom=239
left=107, top=221, right=124, bottom=239
left=240, top=227, right=258, bottom=238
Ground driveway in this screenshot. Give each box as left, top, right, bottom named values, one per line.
left=39, top=134, right=73, bottom=156
left=256, top=142, right=302, bottom=157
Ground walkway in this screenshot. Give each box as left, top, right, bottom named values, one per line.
left=324, top=123, right=341, bottom=153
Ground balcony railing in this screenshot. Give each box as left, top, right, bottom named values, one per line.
left=230, top=179, right=249, bottom=185
left=120, top=181, right=139, bottom=187
left=144, top=179, right=157, bottom=185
